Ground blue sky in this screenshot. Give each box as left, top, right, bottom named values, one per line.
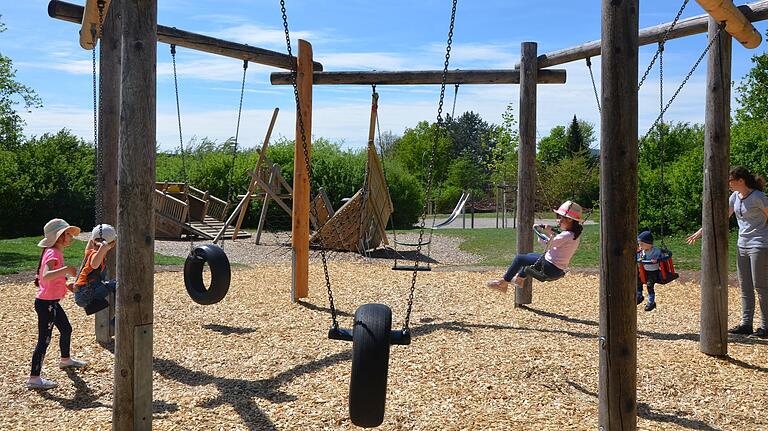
left=2, top=1, right=767, bottom=151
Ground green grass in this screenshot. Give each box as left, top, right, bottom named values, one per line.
left=0, top=236, right=186, bottom=275
left=430, top=225, right=737, bottom=271
left=430, top=211, right=601, bottom=223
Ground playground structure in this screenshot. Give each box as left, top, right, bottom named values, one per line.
left=46, top=0, right=768, bottom=429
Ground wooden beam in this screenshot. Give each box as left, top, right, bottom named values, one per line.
left=292, top=39, right=312, bottom=302
left=599, top=0, right=638, bottom=429
left=114, top=0, right=155, bottom=428
left=696, top=0, right=762, bottom=48
left=516, top=0, right=768, bottom=68
left=514, top=42, right=537, bottom=307
left=271, top=69, right=566, bottom=85
left=79, top=0, right=111, bottom=49
left=95, top=0, right=120, bottom=344
left=700, top=17, right=732, bottom=357
left=48, top=0, right=323, bottom=71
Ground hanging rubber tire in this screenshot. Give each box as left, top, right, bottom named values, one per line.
left=349, top=303, right=392, bottom=428
left=184, top=244, right=231, bottom=305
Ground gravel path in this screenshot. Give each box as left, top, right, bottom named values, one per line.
left=151, top=231, right=482, bottom=268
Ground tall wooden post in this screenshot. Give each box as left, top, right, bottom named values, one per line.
left=95, top=0, right=121, bottom=344
left=599, top=0, right=638, bottom=429
left=700, top=18, right=732, bottom=356
left=515, top=42, right=537, bottom=306
left=291, top=39, right=313, bottom=302
left=114, top=0, right=155, bottom=429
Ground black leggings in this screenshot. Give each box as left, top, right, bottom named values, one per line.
left=31, top=299, right=71, bottom=376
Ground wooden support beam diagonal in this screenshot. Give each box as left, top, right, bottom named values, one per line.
left=271, top=69, right=567, bottom=85
left=47, top=0, right=323, bottom=71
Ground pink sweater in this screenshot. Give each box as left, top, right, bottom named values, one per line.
left=539, top=230, right=580, bottom=270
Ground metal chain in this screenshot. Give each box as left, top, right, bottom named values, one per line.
left=218, top=60, right=250, bottom=248
left=638, top=0, right=690, bottom=91
left=170, top=44, right=194, bottom=253
left=658, top=43, right=666, bottom=244
left=586, top=57, right=601, bottom=114
left=404, top=0, right=458, bottom=332
left=280, top=0, right=339, bottom=330
left=92, top=0, right=106, bottom=233
left=641, top=24, right=723, bottom=141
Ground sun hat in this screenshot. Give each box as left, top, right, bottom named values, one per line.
left=90, top=224, right=117, bottom=243
left=38, top=218, right=81, bottom=248
left=637, top=230, right=654, bottom=245
left=554, top=201, right=583, bottom=222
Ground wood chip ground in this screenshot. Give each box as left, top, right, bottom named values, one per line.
left=1, top=236, right=766, bottom=430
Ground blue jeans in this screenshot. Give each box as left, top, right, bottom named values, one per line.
left=74, top=279, right=117, bottom=308
left=637, top=270, right=658, bottom=303
left=503, top=253, right=564, bottom=281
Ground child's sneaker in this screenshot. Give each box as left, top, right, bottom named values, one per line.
left=26, top=377, right=57, bottom=390
left=59, top=358, right=88, bottom=369
left=750, top=327, right=767, bottom=338
left=644, top=302, right=656, bottom=312
left=636, top=295, right=644, bottom=305
left=728, top=324, right=753, bottom=335
left=485, top=279, right=509, bottom=293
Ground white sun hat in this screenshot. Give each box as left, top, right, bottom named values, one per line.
left=37, top=218, right=81, bottom=248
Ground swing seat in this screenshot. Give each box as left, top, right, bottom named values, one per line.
left=184, top=244, right=231, bottom=305
left=85, top=298, right=110, bottom=316
left=391, top=264, right=431, bottom=272
left=523, top=265, right=565, bottom=282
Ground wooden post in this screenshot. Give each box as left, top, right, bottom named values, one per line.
left=114, top=0, right=155, bottom=428
left=599, top=0, right=638, bottom=429
left=230, top=107, right=279, bottom=240
left=700, top=18, right=732, bottom=357
left=515, top=42, right=537, bottom=306
left=291, top=39, right=312, bottom=302
left=95, top=0, right=120, bottom=344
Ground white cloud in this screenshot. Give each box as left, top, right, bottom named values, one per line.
left=317, top=52, right=411, bottom=70
left=209, top=24, right=317, bottom=49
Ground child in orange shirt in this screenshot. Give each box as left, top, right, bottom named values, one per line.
left=73, top=224, right=117, bottom=315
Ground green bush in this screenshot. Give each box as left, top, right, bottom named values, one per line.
left=0, top=130, right=94, bottom=238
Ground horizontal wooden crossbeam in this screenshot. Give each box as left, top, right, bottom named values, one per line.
left=47, top=0, right=323, bottom=71
left=270, top=69, right=566, bottom=85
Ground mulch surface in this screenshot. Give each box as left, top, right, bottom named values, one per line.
left=1, top=258, right=766, bottom=430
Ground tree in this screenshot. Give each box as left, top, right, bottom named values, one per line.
left=565, top=115, right=587, bottom=156
left=0, top=17, right=42, bottom=148
left=735, top=34, right=768, bottom=123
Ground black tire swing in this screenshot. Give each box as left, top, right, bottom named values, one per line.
left=278, top=0, right=456, bottom=426
left=170, top=44, right=247, bottom=306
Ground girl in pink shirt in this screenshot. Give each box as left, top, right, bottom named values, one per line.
left=27, top=219, right=88, bottom=390
left=486, top=201, right=584, bottom=293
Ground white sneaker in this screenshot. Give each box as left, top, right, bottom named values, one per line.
left=59, top=358, right=88, bottom=369
left=26, top=377, right=58, bottom=390
left=485, top=279, right=509, bottom=293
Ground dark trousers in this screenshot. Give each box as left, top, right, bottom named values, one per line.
left=637, top=270, right=658, bottom=303
left=31, top=299, right=71, bottom=376
left=503, top=253, right=564, bottom=281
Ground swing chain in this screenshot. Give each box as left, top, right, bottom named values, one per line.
left=92, top=0, right=106, bottom=229
left=170, top=44, right=195, bottom=254
left=280, top=0, right=339, bottom=330
left=641, top=24, right=723, bottom=141
left=404, top=0, right=458, bottom=333
left=638, top=0, right=690, bottom=91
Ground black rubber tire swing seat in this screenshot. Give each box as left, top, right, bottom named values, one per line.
left=184, top=244, right=231, bottom=305
left=349, top=303, right=392, bottom=428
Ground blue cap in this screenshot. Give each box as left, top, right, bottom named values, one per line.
left=637, top=230, right=654, bottom=244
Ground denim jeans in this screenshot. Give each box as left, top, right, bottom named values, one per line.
left=74, top=279, right=117, bottom=308
left=503, top=253, right=564, bottom=281
left=637, top=270, right=658, bottom=304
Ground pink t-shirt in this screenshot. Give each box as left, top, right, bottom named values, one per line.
left=37, top=247, right=68, bottom=300
left=539, top=230, right=580, bottom=270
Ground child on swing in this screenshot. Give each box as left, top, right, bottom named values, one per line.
left=486, top=201, right=584, bottom=293
left=636, top=230, right=662, bottom=311
left=73, top=224, right=117, bottom=315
